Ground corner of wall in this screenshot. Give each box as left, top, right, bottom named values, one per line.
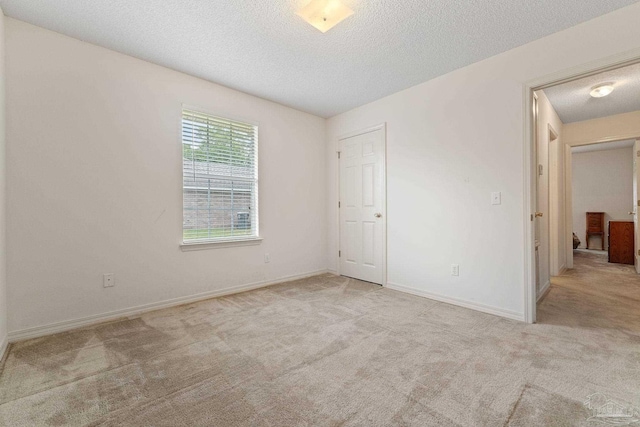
left=0, top=5, right=8, bottom=361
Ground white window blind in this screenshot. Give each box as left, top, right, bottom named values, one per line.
left=182, top=109, right=258, bottom=243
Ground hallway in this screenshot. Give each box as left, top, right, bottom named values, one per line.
left=540, top=249, right=640, bottom=333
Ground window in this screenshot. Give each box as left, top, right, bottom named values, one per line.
left=182, top=109, right=258, bottom=244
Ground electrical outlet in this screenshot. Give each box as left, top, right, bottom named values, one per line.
left=491, top=192, right=501, bottom=205
left=264, top=253, right=270, bottom=263
left=103, top=273, right=115, bottom=288
left=451, top=264, right=459, bottom=276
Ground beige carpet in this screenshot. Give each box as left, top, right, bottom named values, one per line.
left=0, top=251, right=639, bottom=426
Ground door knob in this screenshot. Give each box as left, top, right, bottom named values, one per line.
left=629, top=211, right=635, bottom=215
left=374, top=213, right=382, bottom=218
left=534, top=212, right=543, bottom=218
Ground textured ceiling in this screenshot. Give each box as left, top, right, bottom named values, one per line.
left=572, top=139, right=635, bottom=153
left=2, top=0, right=639, bottom=118
left=545, top=62, right=640, bottom=124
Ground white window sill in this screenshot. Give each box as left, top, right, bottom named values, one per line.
left=180, top=237, right=263, bottom=251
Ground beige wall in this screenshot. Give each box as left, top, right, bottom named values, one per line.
left=572, top=147, right=633, bottom=250
left=326, top=3, right=640, bottom=320
left=5, top=19, right=327, bottom=334
left=564, top=110, right=640, bottom=146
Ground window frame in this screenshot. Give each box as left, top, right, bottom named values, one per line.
left=179, top=106, right=261, bottom=250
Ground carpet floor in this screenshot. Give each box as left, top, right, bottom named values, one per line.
left=0, top=251, right=639, bottom=426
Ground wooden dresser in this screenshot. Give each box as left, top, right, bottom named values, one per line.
left=586, top=212, right=605, bottom=250
left=608, top=221, right=634, bottom=265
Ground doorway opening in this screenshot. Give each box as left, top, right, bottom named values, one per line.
left=529, top=60, right=640, bottom=326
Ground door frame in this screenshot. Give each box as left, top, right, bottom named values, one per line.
left=523, top=52, right=640, bottom=323
left=547, top=124, right=560, bottom=277
left=564, top=136, right=640, bottom=261
left=335, top=123, right=388, bottom=286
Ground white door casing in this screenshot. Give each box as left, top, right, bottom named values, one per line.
left=524, top=53, right=640, bottom=324
left=339, top=127, right=385, bottom=284
left=533, top=94, right=551, bottom=299
left=634, top=140, right=640, bottom=274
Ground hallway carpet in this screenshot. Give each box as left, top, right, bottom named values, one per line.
left=0, top=252, right=639, bottom=426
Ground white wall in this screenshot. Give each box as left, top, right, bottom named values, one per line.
left=326, top=3, right=640, bottom=319
left=5, top=19, right=327, bottom=334
left=572, top=147, right=633, bottom=250
left=0, top=8, right=6, bottom=357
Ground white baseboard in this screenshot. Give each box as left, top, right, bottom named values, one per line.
left=385, top=282, right=524, bottom=322
left=558, top=263, right=567, bottom=275
left=8, top=269, right=329, bottom=343
left=537, top=280, right=551, bottom=302
left=0, top=335, right=8, bottom=366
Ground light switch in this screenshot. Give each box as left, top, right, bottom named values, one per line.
left=491, top=192, right=501, bottom=205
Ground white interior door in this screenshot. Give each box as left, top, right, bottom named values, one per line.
left=339, top=128, right=385, bottom=284
left=634, top=140, right=640, bottom=273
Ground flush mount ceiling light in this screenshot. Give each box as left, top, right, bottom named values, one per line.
left=590, top=83, right=615, bottom=98
left=297, top=0, right=354, bottom=33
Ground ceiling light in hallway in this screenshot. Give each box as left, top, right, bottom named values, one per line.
left=590, top=83, right=615, bottom=98
left=297, top=0, right=354, bottom=33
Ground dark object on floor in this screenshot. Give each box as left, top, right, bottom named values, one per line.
left=573, top=232, right=580, bottom=249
